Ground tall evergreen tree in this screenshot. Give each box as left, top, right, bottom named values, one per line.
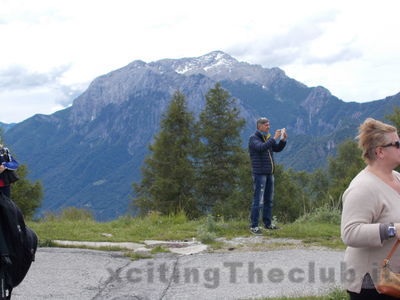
left=132, top=91, right=198, bottom=217
left=195, top=83, right=246, bottom=214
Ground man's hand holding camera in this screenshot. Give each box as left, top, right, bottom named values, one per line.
left=273, top=129, right=281, bottom=140
left=273, top=128, right=288, bottom=141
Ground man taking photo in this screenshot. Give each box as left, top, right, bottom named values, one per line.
left=248, top=117, right=287, bottom=235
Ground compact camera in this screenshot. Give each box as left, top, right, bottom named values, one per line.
left=280, top=128, right=286, bottom=139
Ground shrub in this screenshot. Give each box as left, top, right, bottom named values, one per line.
left=197, top=215, right=217, bottom=243
left=168, top=210, right=188, bottom=225
left=60, top=207, right=94, bottom=221
left=295, top=205, right=341, bottom=225
left=197, top=230, right=217, bottom=244
left=42, top=207, right=94, bottom=222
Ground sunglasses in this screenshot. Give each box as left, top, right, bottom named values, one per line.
left=381, top=141, right=400, bottom=149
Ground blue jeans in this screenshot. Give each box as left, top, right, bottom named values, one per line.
left=250, top=174, right=274, bottom=228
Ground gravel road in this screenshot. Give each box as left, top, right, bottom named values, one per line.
left=12, top=247, right=346, bottom=300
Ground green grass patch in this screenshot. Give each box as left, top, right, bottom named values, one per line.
left=254, top=287, right=348, bottom=299
left=295, top=205, right=341, bottom=226
left=28, top=211, right=201, bottom=243
left=267, top=222, right=340, bottom=239
left=28, top=211, right=343, bottom=250
left=269, top=222, right=344, bottom=249
left=124, top=252, right=153, bottom=261
left=150, top=245, right=170, bottom=254
left=206, top=240, right=226, bottom=251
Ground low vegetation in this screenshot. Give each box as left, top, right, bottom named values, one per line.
left=28, top=206, right=343, bottom=249
left=259, top=288, right=348, bottom=300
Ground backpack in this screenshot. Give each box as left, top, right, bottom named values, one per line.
left=0, top=192, right=37, bottom=299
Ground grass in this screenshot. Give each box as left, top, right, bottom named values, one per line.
left=255, top=288, right=349, bottom=299
left=150, top=245, right=170, bottom=254
left=268, top=222, right=343, bottom=249
left=124, top=252, right=153, bottom=261
left=27, top=210, right=343, bottom=250
left=29, top=211, right=200, bottom=243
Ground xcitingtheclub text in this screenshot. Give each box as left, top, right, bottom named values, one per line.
left=106, top=261, right=358, bottom=289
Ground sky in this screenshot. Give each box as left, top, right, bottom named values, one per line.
left=1, top=0, right=400, bottom=123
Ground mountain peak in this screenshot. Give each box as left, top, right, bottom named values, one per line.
left=161, top=50, right=238, bottom=75
left=198, top=50, right=238, bottom=64
left=71, top=51, right=303, bottom=125
left=203, top=50, right=229, bottom=58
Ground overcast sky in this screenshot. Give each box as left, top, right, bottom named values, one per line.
left=1, top=0, right=400, bottom=123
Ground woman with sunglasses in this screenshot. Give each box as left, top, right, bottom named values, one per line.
left=341, top=118, right=400, bottom=299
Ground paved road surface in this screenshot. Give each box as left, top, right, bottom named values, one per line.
left=13, top=247, right=346, bottom=300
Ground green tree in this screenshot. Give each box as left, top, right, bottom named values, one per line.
left=273, top=140, right=363, bottom=222
left=132, top=91, right=199, bottom=218
left=212, top=151, right=253, bottom=218
left=274, top=165, right=310, bottom=222
left=308, top=168, right=330, bottom=207
left=327, top=139, right=364, bottom=206
left=0, top=129, right=43, bottom=219
left=385, top=105, right=400, bottom=130
left=195, top=83, right=246, bottom=215
left=385, top=107, right=400, bottom=173
left=11, top=165, right=43, bottom=219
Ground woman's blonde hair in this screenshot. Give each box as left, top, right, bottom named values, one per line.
left=357, top=118, right=397, bottom=163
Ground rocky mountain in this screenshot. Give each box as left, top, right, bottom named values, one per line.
left=4, top=51, right=400, bottom=220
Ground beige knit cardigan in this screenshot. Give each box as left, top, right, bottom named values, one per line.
left=341, top=168, right=400, bottom=293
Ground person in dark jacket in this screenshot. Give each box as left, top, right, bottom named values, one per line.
left=0, top=145, right=19, bottom=199
left=248, top=117, right=287, bottom=234
left=0, top=145, right=18, bottom=292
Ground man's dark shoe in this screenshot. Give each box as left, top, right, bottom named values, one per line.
left=265, top=224, right=280, bottom=230
left=250, top=227, right=262, bottom=235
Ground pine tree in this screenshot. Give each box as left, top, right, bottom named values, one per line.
left=132, top=91, right=198, bottom=217
left=195, top=83, right=246, bottom=215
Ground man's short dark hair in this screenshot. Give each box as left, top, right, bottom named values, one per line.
left=257, top=117, right=269, bottom=128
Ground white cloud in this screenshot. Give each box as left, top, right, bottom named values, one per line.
left=0, top=65, right=69, bottom=90
left=0, top=88, right=67, bottom=123
left=0, top=65, right=86, bottom=122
